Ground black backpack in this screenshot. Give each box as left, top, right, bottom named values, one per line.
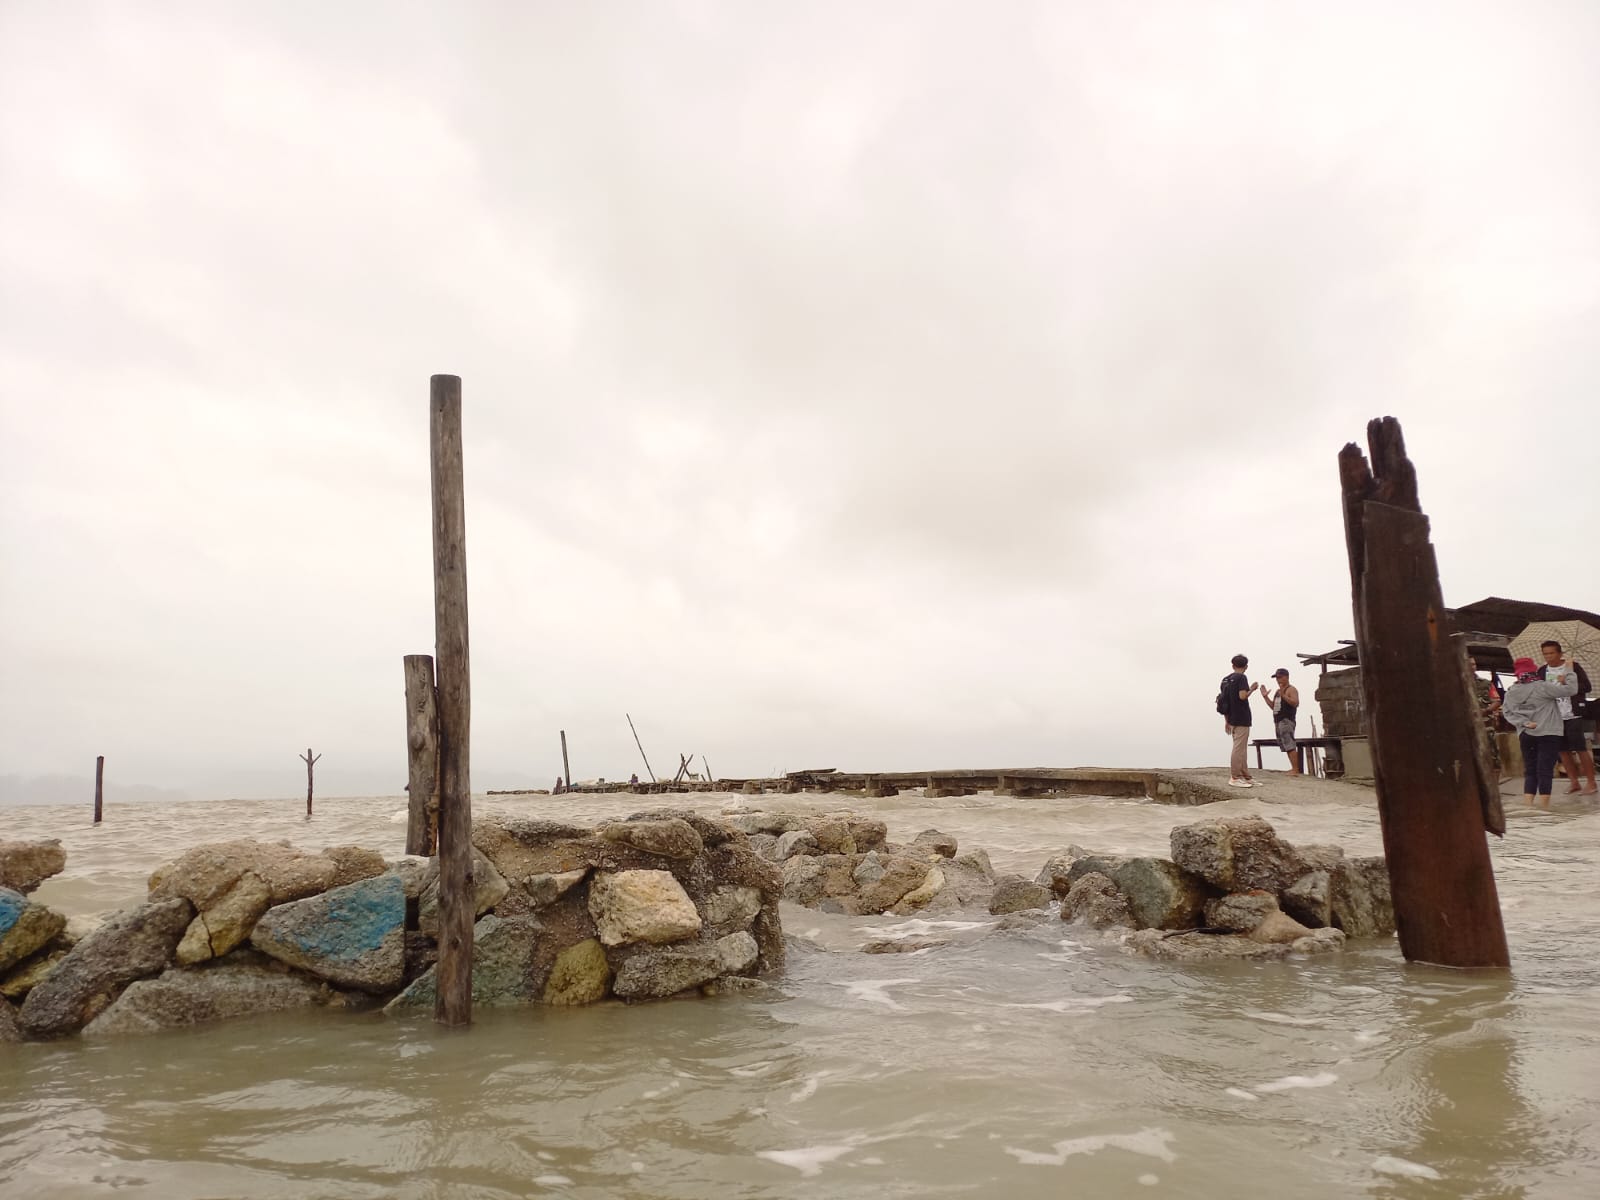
left=1215, top=675, right=1233, bottom=716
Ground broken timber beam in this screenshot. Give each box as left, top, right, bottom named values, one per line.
left=1339, top=416, right=1509, bottom=969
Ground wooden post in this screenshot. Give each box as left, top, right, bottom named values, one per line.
left=93, top=756, right=104, bottom=824
left=299, top=748, right=321, bottom=817
left=1339, top=417, right=1509, bottom=969
left=626, top=712, right=656, bottom=782
left=430, top=373, right=475, bottom=1026
left=703, top=755, right=713, bottom=786
left=560, top=729, right=572, bottom=792
left=403, top=654, right=439, bottom=856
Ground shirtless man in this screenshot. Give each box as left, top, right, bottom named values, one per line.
left=1260, top=668, right=1302, bottom=776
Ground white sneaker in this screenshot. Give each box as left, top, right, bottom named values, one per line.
left=1228, top=778, right=1252, bottom=788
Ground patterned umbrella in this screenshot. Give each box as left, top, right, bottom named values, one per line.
left=1508, top=620, right=1600, bottom=691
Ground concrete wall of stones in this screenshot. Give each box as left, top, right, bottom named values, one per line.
left=0, top=810, right=783, bottom=1043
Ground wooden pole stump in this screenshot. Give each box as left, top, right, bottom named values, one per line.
left=560, top=730, right=572, bottom=793
left=403, top=654, right=439, bottom=856
left=300, top=748, right=321, bottom=818
left=430, top=373, right=475, bottom=1026
left=1339, top=416, right=1509, bottom=969
left=93, top=756, right=104, bottom=824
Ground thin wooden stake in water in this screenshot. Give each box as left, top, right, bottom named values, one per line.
left=626, top=712, right=655, bottom=782
left=560, top=729, right=572, bottom=792
left=430, top=374, right=475, bottom=1027
left=94, top=756, right=104, bottom=824
left=1338, top=416, right=1509, bottom=969
left=403, top=654, right=439, bottom=856
left=299, top=748, right=321, bottom=818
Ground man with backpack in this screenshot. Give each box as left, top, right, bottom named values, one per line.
left=1217, top=654, right=1261, bottom=788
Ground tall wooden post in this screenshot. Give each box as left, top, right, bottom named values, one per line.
left=1339, top=417, right=1509, bottom=969
left=430, top=374, right=475, bottom=1026
left=93, top=756, right=104, bottom=824
left=404, top=654, right=439, bottom=856
left=300, top=748, right=321, bottom=817
left=560, top=729, right=572, bottom=792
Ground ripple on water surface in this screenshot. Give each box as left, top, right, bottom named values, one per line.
left=2, top=788, right=1598, bottom=1197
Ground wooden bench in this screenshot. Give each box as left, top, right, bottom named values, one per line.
left=1251, top=736, right=1342, bottom=777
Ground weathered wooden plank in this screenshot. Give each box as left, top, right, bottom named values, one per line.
left=403, top=654, right=438, bottom=856
left=559, top=730, right=572, bottom=793
left=93, top=755, right=104, bottom=824
left=1340, top=417, right=1508, bottom=969
left=430, top=374, right=474, bottom=1026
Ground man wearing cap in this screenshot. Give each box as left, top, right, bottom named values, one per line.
left=1260, top=668, right=1302, bottom=776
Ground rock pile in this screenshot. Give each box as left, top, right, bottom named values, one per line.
left=731, top=811, right=1006, bottom=916
left=1042, top=815, right=1394, bottom=960
left=0, top=812, right=784, bottom=1042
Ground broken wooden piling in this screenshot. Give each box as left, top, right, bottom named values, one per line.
left=93, top=755, right=104, bottom=824
left=299, top=748, right=321, bottom=818
left=1338, top=416, right=1509, bottom=969
left=430, top=373, right=475, bottom=1026
left=403, top=654, right=439, bottom=856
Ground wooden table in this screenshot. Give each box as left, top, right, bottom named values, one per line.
left=1251, top=736, right=1342, bottom=777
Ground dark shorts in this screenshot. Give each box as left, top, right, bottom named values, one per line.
left=1564, top=718, right=1588, bottom=754
left=1275, top=719, right=1297, bottom=753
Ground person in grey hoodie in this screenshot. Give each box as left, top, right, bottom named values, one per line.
left=1501, top=655, right=1579, bottom=808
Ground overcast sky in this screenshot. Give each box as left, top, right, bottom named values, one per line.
left=2, top=1, right=1596, bottom=801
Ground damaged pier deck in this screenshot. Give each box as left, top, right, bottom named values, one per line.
left=490, top=767, right=1233, bottom=806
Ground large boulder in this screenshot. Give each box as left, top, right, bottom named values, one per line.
left=856, top=857, right=930, bottom=915
left=174, top=871, right=272, bottom=965
left=524, top=869, right=588, bottom=910
left=0, top=839, right=67, bottom=894
left=988, top=876, right=1052, bottom=915
left=320, top=846, right=389, bottom=888
left=1281, top=871, right=1332, bottom=929
left=900, top=849, right=998, bottom=915
left=1036, top=846, right=1095, bottom=897
left=540, top=938, right=612, bottom=1006
left=805, top=818, right=857, bottom=856
left=385, top=914, right=540, bottom=1010
left=774, top=830, right=822, bottom=860
left=910, top=830, right=958, bottom=859
left=150, top=840, right=338, bottom=908
left=722, top=812, right=802, bottom=836
left=1111, top=859, right=1210, bottom=930
left=1252, top=910, right=1314, bottom=944
left=588, top=870, right=701, bottom=947
left=1204, top=892, right=1280, bottom=934
left=1329, top=857, right=1396, bottom=938
left=250, top=873, right=405, bottom=992
left=84, top=956, right=335, bottom=1036
left=701, top=886, right=762, bottom=933
left=20, top=897, right=194, bottom=1038
left=1124, top=929, right=1292, bottom=962
left=417, top=849, right=509, bottom=937
left=0, top=887, right=67, bottom=972
left=1063, top=854, right=1133, bottom=891
left=0, top=997, right=21, bottom=1042
left=599, top=818, right=704, bottom=861
left=1060, top=873, right=1133, bottom=929
left=470, top=818, right=595, bottom=883
left=611, top=931, right=758, bottom=1000
left=893, top=867, right=946, bottom=913
left=1169, top=817, right=1308, bottom=895
left=1, top=946, right=68, bottom=1001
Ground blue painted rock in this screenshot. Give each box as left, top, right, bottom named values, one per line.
left=0, top=886, right=67, bottom=972
left=250, top=873, right=405, bottom=993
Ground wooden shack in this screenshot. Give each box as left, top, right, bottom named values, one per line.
left=1298, top=596, right=1600, bottom=781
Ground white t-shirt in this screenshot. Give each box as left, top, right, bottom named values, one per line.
left=1548, top=661, right=1575, bottom=721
